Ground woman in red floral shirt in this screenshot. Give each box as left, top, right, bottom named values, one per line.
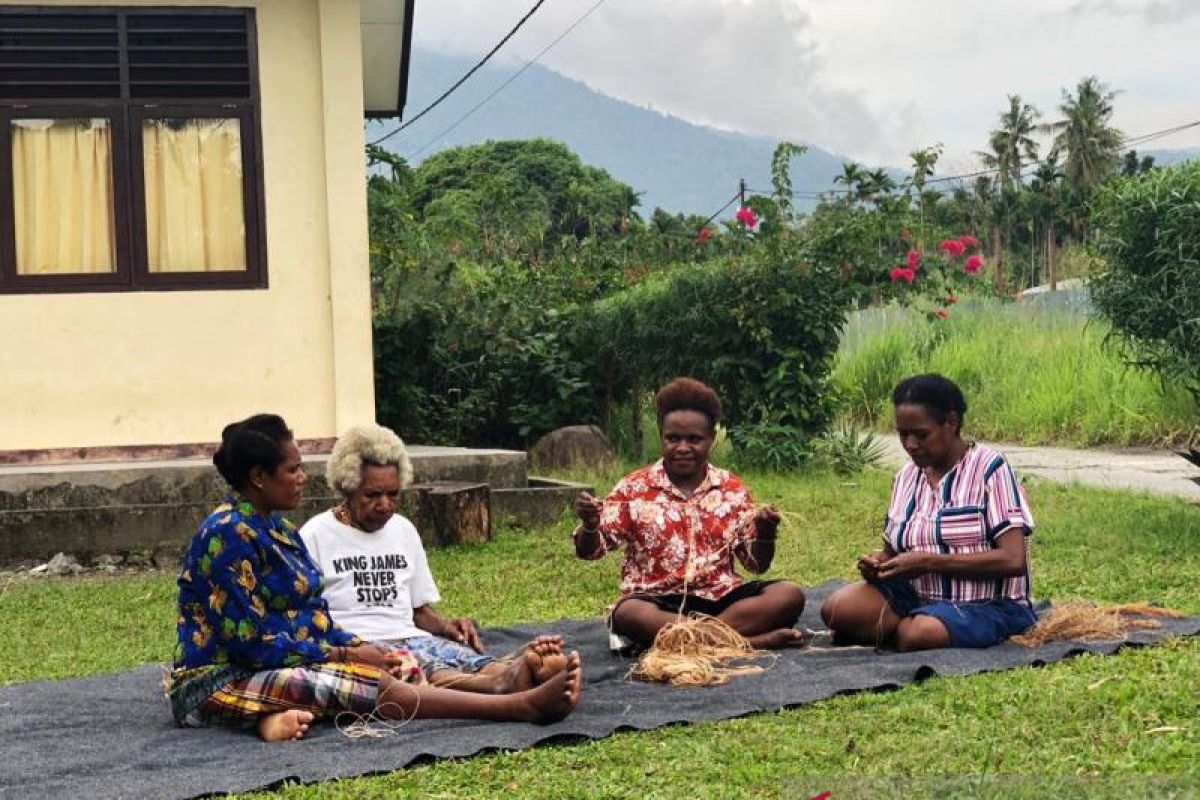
left=574, top=378, right=806, bottom=650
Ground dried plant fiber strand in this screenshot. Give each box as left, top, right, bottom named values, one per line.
left=1012, top=600, right=1183, bottom=647
left=631, top=614, right=775, bottom=687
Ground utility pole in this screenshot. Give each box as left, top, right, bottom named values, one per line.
left=739, top=178, right=746, bottom=208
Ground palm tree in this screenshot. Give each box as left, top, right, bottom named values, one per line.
left=1043, top=76, right=1123, bottom=204
left=833, top=161, right=866, bottom=206
left=860, top=168, right=896, bottom=207
left=977, top=95, right=1041, bottom=190
left=908, top=145, right=942, bottom=191
left=1030, top=156, right=1064, bottom=289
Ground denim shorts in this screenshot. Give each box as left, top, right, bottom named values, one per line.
left=871, top=576, right=1037, bottom=648
left=381, top=635, right=496, bottom=679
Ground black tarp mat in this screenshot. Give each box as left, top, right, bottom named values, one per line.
left=2, top=580, right=1197, bottom=799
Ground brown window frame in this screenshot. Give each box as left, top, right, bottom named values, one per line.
left=0, top=6, right=267, bottom=294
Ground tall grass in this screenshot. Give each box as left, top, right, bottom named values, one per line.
left=833, top=294, right=1198, bottom=447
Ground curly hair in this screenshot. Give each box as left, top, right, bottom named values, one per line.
left=212, top=413, right=293, bottom=492
left=655, top=377, right=722, bottom=431
left=326, top=424, right=413, bottom=495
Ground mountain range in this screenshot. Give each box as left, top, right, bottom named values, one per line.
left=369, top=50, right=1199, bottom=217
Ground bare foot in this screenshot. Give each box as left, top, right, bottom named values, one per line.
left=496, top=648, right=568, bottom=693
left=494, top=636, right=568, bottom=692
left=514, top=651, right=582, bottom=724
left=256, top=709, right=314, bottom=742
left=527, top=636, right=568, bottom=685
left=523, top=635, right=564, bottom=659
left=747, top=627, right=807, bottom=650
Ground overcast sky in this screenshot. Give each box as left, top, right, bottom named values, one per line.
left=411, top=0, right=1200, bottom=169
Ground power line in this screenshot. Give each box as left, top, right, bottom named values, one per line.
left=370, top=0, right=552, bottom=146
left=700, top=192, right=742, bottom=228
left=406, top=0, right=610, bottom=159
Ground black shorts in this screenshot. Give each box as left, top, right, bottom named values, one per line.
left=615, top=579, right=779, bottom=618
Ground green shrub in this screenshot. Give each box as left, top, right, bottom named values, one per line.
left=1090, top=162, right=1200, bottom=407
left=814, top=425, right=890, bottom=475
left=578, top=249, right=853, bottom=454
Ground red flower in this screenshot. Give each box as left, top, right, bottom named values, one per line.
left=958, top=234, right=980, bottom=249
left=889, top=267, right=915, bottom=284
left=964, top=254, right=984, bottom=274
left=945, top=294, right=958, bottom=305
left=906, top=249, right=921, bottom=269
left=735, top=206, right=758, bottom=228
left=939, top=239, right=966, bottom=257
left=936, top=309, right=950, bottom=319
left=695, top=227, right=713, bottom=244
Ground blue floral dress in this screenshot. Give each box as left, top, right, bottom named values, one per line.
left=167, top=496, right=362, bottom=723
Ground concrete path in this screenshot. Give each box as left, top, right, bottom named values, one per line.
left=875, top=436, right=1200, bottom=504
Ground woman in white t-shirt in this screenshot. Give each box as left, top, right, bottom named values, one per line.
left=301, top=424, right=571, bottom=693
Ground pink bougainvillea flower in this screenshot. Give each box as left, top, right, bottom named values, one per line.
left=945, top=294, right=958, bottom=305
left=906, top=249, right=921, bottom=269
left=936, top=309, right=950, bottom=319
left=939, top=239, right=966, bottom=257
left=695, top=227, right=713, bottom=244
left=958, top=234, right=980, bottom=249
left=889, top=267, right=915, bottom=284
left=735, top=206, right=758, bottom=228
left=964, top=254, right=984, bottom=274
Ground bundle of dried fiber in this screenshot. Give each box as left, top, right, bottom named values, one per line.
left=1012, top=601, right=1183, bottom=647
left=631, top=614, right=775, bottom=687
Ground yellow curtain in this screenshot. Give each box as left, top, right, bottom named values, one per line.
left=11, top=119, right=117, bottom=275
left=143, top=118, right=246, bottom=273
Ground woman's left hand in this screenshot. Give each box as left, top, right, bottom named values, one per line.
left=754, top=506, right=781, bottom=540
left=875, top=551, right=933, bottom=580
left=443, top=617, right=484, bottom=653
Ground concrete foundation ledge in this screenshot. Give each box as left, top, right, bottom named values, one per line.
left=0, top=451, right=587, bottom=564
left=491, top=477, right=592, bottom=530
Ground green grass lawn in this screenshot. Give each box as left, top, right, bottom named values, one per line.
left=1, top=468, right=1197, bottom=798
left=832, top=299, right=1199, bottom=447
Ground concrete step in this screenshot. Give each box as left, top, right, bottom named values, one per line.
left=0, top=446, right=588, bottom=563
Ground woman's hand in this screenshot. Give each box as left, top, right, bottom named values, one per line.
left=753, top=506, right=781, bottom=540
left=574, top=491, right=601, bottom=530
left=442, top=617, right=484, bottom=653
left=875, top=551, right=933, bottom=580
left=856, top=549, right=887, bottom=581
left=340, top=644, right=413, bottom=677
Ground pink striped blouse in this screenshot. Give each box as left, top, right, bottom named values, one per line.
left=883, top=443, right=1034, bottom=604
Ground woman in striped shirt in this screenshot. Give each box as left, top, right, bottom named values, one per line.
left=820, top=374, right=1037, bottom=650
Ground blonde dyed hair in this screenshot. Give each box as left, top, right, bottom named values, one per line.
left=327, top=424, right=413, bottom=495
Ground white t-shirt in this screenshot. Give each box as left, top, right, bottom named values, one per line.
left=298, top=509, right=441, bottom=641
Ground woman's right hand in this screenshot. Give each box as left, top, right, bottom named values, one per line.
left=856, top=549, right=887, bottom=581
left=574, top=491, right=601, bottom=530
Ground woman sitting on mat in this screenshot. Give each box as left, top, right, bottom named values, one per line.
left=300, top=424, right=568, bottom=694
left=820, top=374, right=1037, bottom=651
left=167, top=414, right=581, bottom=742
left=574, top=377, right=806, bottom=651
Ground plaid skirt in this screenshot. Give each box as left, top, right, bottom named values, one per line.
left=171, top=651, right=425, bottom=727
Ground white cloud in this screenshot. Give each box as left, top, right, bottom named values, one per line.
left=410, top=0, right=1200, bottom=166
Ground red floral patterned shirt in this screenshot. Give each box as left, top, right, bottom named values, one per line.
left=574, top=460, right=762, bottom=601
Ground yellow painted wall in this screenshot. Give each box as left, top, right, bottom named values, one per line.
left=0, top=0, right=376, bottom=450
